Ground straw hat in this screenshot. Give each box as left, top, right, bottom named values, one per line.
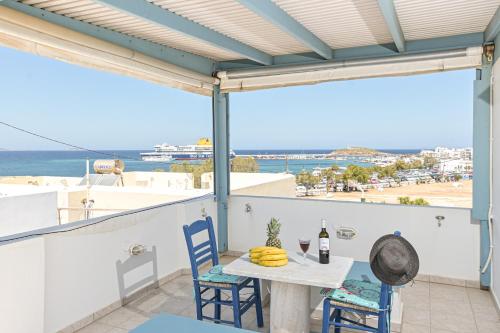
left=369, top=233, right=419, bottom=286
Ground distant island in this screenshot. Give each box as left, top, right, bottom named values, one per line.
left=328, top=147, right=387, bottom=156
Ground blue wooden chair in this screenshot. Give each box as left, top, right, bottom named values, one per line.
left=321, top=262, right=393, bottom=333
left=183, top=217, right=264, bottom=329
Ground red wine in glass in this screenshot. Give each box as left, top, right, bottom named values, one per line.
left=299, top=239, right=311, bottom=263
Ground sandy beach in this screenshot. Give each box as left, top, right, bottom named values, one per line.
left=318, top=180, right=472, bottom=208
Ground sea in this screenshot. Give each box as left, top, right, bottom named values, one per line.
left=0, top=149, right=421, bottom=177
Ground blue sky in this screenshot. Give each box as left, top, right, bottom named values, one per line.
left=0, top=45, right=474, bottom=150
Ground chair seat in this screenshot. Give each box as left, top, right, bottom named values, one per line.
left=321, top=261, right=382, bottom=312
left=321, top=279, right=381, bottom=311
left=198, top=265, right=248, bottom=286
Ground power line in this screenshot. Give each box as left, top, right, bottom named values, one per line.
left=0, top=121, right=140, bottom=161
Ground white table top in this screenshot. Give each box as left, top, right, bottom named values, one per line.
left=223, top=251, right=353, bottom=289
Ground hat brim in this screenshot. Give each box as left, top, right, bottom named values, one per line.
left=370, top=234, right=419, bottom=286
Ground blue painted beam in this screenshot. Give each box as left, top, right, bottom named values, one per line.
left=0, top=0, right=215, bottom=76
left=217, top=32, right=484, bottom=71
left=94, top=0, right=272, bottom=65
left=485, top=6, right=500, bottom=42
left=377, top=0, right=405, bottom=52
left=237, top=0, right=332, bottom=60
left=212, top=86, right=230, bottom=252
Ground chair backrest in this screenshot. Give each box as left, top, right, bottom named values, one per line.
left=183, top=216, right=219, bottom=279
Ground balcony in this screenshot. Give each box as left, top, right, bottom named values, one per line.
left=0, top=1, right=499, bottom=332
left=75, top=257, right=499, bottom=333
left=1, top=195, right=497, bottom=333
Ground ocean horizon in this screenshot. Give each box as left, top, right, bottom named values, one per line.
left=0, top=149, right=423, bottom=177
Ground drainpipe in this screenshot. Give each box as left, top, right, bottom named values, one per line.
left=212, top=85, right=230, bottom=252
left=473, top=48, right=493, bottom=290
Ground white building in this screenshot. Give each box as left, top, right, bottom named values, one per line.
left=421, top=147, right=473, bottom=160
left=438, top=159, right=473, bottom=173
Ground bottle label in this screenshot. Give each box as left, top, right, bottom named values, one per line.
left=319, top=238, right=329, bottom=251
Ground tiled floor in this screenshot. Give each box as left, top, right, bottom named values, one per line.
left=76, top=256, right=500, bottom=333
left=401, top=281, right=500, bottom=333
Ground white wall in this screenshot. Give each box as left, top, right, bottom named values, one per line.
left=0, top=237, right=45, bottom=333
left=0, top=195, right=216, bottom=333
left=491, top=57, right=500, bottom=305
left=228, top=195, right=479, bottom=282
left=0, top=190, right=58, bottom=236
left=201, top=172, right=296, bottom=197
left=121, top=172, right=194, bottom=190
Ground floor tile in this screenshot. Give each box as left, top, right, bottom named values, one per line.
left=431, top=329, right=459, bottom=333
left=402, top=323, right=430, bottom=333
left=430, top=298, right=473, bottom=317
left=76, top=323, right=115, bottom=333
left=97, top=307, right=147, bottom=327
left=430, top=284, right=468, bottom=303
left=405, top=282, right=430, bottom=297
left=476, top=320, right=500, bottom=333
left=106, top=328, right=128, bottom=333
left=403, top=305, right=431, bottom=327
left=467, top=288, right=495, bottom=306
left=77, top=274, right=497, bottom=333
left=118, top=316, right=149, bottom=330
left=430, top=311, right=477, bottom=332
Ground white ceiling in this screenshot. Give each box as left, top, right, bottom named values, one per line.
left=19, top=0, right=500, bottom=61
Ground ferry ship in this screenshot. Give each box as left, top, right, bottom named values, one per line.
left=141, top=138, right=236, bottom=161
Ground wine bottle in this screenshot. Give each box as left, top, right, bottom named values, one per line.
left=319, top=219, right=330, bottom=264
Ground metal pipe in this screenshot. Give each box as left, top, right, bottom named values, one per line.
left=481, top=70, right=495, bottom=274
left=218, top=47, right=482, bottom=80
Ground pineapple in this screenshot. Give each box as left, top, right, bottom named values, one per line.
left=265, top=218, right=282, bottom=248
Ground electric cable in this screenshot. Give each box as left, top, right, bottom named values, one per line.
left=0, top=120, right=170, bottom=164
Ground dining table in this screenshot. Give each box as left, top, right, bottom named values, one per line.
left=223, top=251, right=353, bottom=333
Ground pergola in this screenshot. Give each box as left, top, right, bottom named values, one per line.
left=0, top=0, right=498, bottom=290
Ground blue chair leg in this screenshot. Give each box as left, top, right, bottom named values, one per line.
left=333, top=309, right=341, bottom=333
left=231, top=285, right=242, bottom=328
left=322, top=298, right=331, bottom=333
left=214, top=289, right=221, bottom=323
left=194, top=282, right=203, bottom=321
left=252, top=278, right=264, bottom=327
left=377, top=309, right=388, bottom=333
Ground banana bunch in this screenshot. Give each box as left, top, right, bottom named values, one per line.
left=249, top=246, right=288, bottom=267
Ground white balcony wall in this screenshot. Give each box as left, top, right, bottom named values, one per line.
left=0, top=195, right=216, bottom=333
left=0, top=237, right=45, bottom=333
left=228, top=195, right=479, bottom=282
left=0, top=188, right=58, bottom=236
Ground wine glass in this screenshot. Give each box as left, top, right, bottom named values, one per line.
left=298, top=239, right=311, bottom=263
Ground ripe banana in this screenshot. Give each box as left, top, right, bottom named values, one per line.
left=249, top=246, right=272, bottom=253
left=249, top=246, right=289, bottom=267
left=259, top=258, right=288, bottom=267
left=249, top=252, right=263, bottom=259
left=259, top=254, right=288, bottom=261
left=259, top=248, right=286, bottom=256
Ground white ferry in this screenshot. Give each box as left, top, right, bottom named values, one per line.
left=141, top=138, right=236, bottom=161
